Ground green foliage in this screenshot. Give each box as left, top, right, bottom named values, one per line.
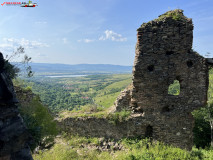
left=4, top=46, right=34, bottom=79
left=158, top=9, right=185, bottom=21
left=23, top=74, right=131, bottom=113
left=34, top=144, right=79, bottom=160
left=192, top=108, right=211, bottom=148
left=24, top=85, right=32, bottom=91
left=19, top=95, right=58, bottom=150
left=4, top=60, right=20, bottom=79
left=168, top=80, right=180, bottom=95
left=107, top=110, right=131, bottom=125
left=94, top=79, right=131, bottom=109
left=33, top=136, right=213, bottom=160
left=66, top=135, right=100, bottom=146
left=192, top=69, right=213, bottom=148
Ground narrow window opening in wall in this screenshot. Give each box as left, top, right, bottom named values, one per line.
left=162, top=105, right=170, bottom=113
left=145, top=125, right=153, bottom=138
left=187, top=60, right=193, bottom=68
left=166, top=51, right=174, bottom=55
left=147, top=65, right=154, bottom=72
left=168, top=80, right=180, bottom=95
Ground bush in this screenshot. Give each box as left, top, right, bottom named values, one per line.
left=20, top=95, right=59, bottom=151
left=192, top=108, right=211, bottom=148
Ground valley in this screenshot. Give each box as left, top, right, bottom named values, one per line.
left=18, top=73, right=132, bottom=113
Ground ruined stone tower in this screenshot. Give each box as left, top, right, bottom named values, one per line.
left=113, top=9, right=209, bottom=149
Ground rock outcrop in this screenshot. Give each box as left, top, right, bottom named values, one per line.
left=0, top=53, right=33, bottom=160
left=0, top=104, right=33, bottom=160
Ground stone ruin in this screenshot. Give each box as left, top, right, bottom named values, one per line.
left=113, top=9, right=209, bottom=149
left=60, top=9, right=212, bottom=150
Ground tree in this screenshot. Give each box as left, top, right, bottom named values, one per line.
left=203, top=52, right=213, bottom=147
left=3, top=46, right=34, bottom=79
left=193, top=108, right=211, bottom=148
left=205, top=71, right=213, bottom=147
left=19, top=95, right=58, bottom=151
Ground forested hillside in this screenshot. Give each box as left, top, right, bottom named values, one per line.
left=19, top=74, right=131, bottom=113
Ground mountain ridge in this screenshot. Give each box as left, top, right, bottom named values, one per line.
left=14, top=63, right=133, bottom=73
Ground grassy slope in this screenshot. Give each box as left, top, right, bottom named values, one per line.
left=58, top=75, right=132, bottom=119
left=33, top=135, right=213, bottom=160
left=94, top=78, right=131, bottom=109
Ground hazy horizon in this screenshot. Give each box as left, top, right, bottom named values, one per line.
left=12, top=62, right=132, bottom=66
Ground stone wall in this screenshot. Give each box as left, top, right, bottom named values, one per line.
left=60, top=113, right=194, bottom=150
left=60, top=10, right=209, bottom=150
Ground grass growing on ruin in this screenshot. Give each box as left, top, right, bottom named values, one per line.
left=106, top=110, right=131, bottom=124
left=58, top=109, right=131, bottom=125
left=157, top=9, right=186, bottom=21
left=33, top=135, right=213, bottom=160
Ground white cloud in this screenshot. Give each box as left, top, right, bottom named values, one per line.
left=35, top=21, right=47, bottom=24
left=0, top=43, right=14, bottom=52
left=99, top=30, right=127, bottom=42
left=37, top=53, right=48, bottom=58
left=62, top=38, right=68, bottom=44
left=0, top=38, right=49, bottom=53
left=77, top=39, right=95, bottom=43
left=78, top=30, right=126, bottom=43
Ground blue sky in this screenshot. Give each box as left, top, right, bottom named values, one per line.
left=0, top=0, right=213, bottom=65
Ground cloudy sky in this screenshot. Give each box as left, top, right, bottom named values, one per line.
left=0, top=0, right=213, bottom=65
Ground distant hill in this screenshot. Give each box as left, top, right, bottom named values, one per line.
left=19, top=63, right=133, bottom=74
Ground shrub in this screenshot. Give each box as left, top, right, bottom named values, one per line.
left=20, top=95, right=59, bottom=151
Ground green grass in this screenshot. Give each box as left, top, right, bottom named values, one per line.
left=33, top=135, right=213, bottom=160
left=59, top=109, right=131, bottom=126
left=157, top=9, right=186, bottom=21
left=139, top=9, right=189, bottom=30
left=94, top=79, right=131, bottom=109
left=106, top=110, right=131, bottom=125
left=94, top=92, right=121, bottom=109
